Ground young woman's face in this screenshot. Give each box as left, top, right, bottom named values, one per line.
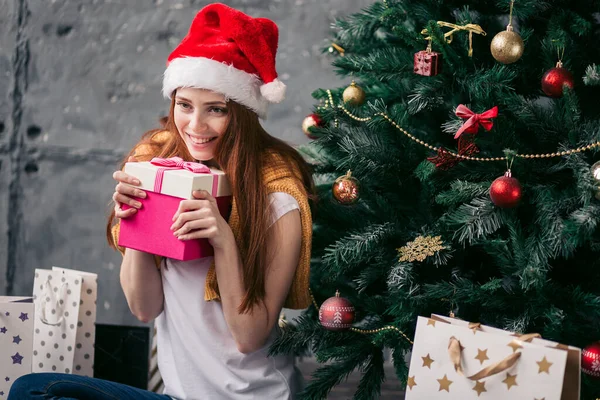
left=173, top=87, right=229, bottom=162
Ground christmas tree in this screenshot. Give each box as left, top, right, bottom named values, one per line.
left=271, top=1, right=600, bottom=399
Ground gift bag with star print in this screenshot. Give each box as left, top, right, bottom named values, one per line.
left=0, top=296, right=34, bottom=397
left=31, top=267, right=97, bottom=377
left=405, top=315, right=580, bottom=400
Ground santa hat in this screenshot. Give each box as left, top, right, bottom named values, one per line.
left=162, top=3, right=286, bottom=119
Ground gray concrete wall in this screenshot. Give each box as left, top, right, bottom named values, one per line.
left=0, top=0, right=372, bottom=326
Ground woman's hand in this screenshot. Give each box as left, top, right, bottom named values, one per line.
left=170, top=190, right=234, bottom=250
left=112, top=156, right=147, bottom=219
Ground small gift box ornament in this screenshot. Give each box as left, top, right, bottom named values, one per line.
left=118, top=157, right=233, bottom=261
left=414, top=42, right=442, bottom=77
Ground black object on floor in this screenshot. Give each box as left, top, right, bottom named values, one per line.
left=94, top=323, right=150, bottom=389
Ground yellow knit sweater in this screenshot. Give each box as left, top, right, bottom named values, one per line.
left=111, top=132, right=312, bottom=309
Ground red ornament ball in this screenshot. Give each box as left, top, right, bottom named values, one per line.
left=319, top=291, right=355, bottom=331
left=332, top=170, right=360, bottom=205
left=582, top=342, right=600, bottom=379
left=490, top=171, right=522, bottom=208
left=541, top=62, right=575, bottom=98
left=302, top=113, right=323, bottom=139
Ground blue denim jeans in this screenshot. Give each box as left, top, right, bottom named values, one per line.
left=8, top=373, right=173, bottom=400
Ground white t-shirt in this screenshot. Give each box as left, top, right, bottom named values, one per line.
left=156, top=192, right=303, bottom=400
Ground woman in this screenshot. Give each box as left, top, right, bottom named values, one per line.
left=10, top=4, right=314, bottom=399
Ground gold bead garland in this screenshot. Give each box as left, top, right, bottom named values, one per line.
left=322, top=90, right=600, bottom=161
left=309, top=288, right=414, bottom=344
left=351, top=326, right=414, bottom=345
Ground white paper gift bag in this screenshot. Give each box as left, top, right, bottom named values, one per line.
left=52, top=267, right=97, bottom=377
left=0, top=297, right=34, bottom=396
left=405, top=315, right=580, bottom=400
left=430, top=314, right=581, bottom=399
left=32, top=267, right=98, bottom=376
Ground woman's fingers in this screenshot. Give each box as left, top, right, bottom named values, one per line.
left=172, top=200, right=210, bottom=222
left=115, top=182, right=146, bottom=199
left=112, top=158, right=143, bottom=220
left=192, top=190, right=216, bottom=204
left=113, top=192, right=143, bottom=209
left=173, top=218, right=213, bottom=237
left=112, top=170, right=141, bottom=186
left=114, top=201, right=137, bottom=218
left=171, top=208, right=205, bottom=231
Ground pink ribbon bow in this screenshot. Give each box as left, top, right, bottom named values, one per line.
left=454, top=105, right=499, bottom=139
left=150, top=157, right=214, bottom=195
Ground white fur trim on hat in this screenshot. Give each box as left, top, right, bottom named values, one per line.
left=260, top=79, right=286, bottom=103
left=163, top=57, right=270, bottom=119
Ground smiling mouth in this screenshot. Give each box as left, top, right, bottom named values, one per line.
left=187, top=134, right=217, bottom=144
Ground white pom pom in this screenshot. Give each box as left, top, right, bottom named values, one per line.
left=260, top=79, right=286, bottom=103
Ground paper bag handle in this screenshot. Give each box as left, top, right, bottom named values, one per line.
left=448, top=336, right=522, bottom=380
left=39, top=278, right=68, bottom=326
left=511, top=332, right=541, bottom=342
left=466, top=321, right=542, bottom=344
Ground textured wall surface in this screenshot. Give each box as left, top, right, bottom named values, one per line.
left=0, top=0, right=373, bottom=326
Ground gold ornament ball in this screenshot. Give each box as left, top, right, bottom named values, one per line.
left=342, top=82, right=366, bottom=106
left=332, top=171, right=360, bottom=205
left=490, top=29, right=524, bottom=64
left=591, top=161, right=600, bottom=200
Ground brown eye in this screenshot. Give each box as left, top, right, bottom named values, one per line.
left=209, top=107, right=227, bottom=114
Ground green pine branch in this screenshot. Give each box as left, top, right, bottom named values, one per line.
left=436, top=180, right=491, bottom=206
left=584, top=64, right=600, bottom=86
left=353, top=348, right=385, bottom=400
left=322, top=223, right=397, bottom=279
left=443, top=197, right=506, bottom=245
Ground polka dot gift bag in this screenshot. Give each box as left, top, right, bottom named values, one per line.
left=31, top=267, right=97, bottom=377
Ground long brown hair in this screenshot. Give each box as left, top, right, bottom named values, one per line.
left=106, top=93, right=315, bottom=314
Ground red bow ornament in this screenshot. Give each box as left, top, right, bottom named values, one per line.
left=454, top=105, right=498, bottom=139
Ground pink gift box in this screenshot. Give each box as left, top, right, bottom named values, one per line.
left=118, top=157, right=232, bottom=261
left=413, top=50, right=442, bottom=76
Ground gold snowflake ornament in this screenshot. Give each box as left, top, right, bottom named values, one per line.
left=397, top=235, right=446, bottom=263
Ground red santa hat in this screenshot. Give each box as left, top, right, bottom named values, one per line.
left=162, top=3, right=286, bottom=119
